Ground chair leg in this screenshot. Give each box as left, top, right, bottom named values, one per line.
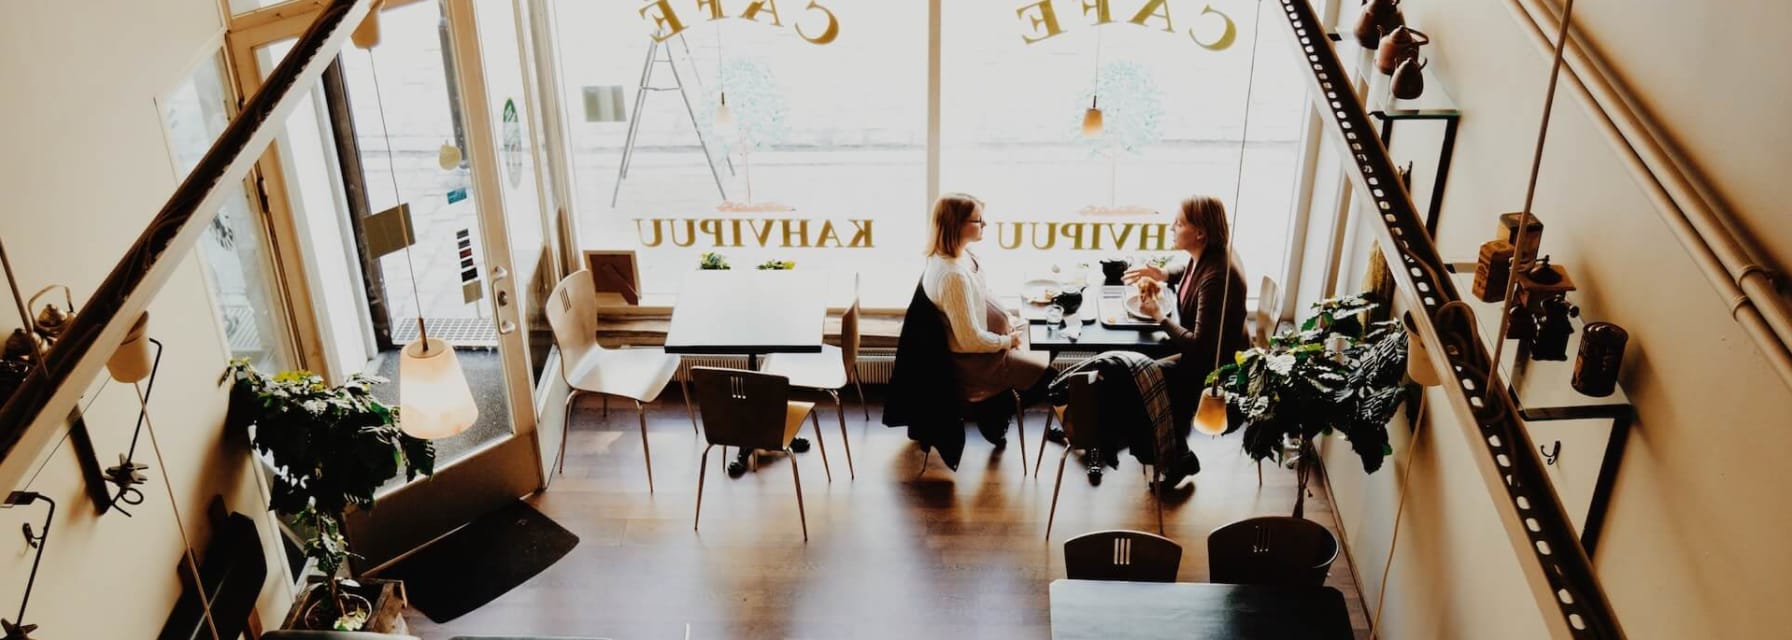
left=1152, top=463, right=1165, bottom=535
left=789, top=447, right=809, bottom=541
left=809, top=409, right=832, bottom=483
left=851, top=365, right=870, bottom=421
left=602, top=395, right=609, bottom=418
left=1035, top=410, right=1054, bottom=478
left=1256, top=459, right=1264, bottom=487
left=636, top=401, right=654, bottom=494
left=558, top=390, right=580, bottom=476
left=830, top=390, right=855, bottom=480
left=1046, top=448, right=1072, bottom=540
left=694, top=444, right=712, bottom=531
left=1012, top=390, right=1028, bottom=478
left=681, top=377, right=698, bottom=435
left=916, top=449, right=930, bottom=479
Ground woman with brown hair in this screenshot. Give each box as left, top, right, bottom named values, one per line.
left=921, top=193, right=1051, bottom=444
left=1128, top=195, right=1251, bottom=431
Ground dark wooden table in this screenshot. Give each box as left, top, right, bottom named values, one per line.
left=664, top=270, right=830, bottom=369
left=1026, top=286, right=1177, bottom=360
left=1049, top=579, right=1354, bottom=640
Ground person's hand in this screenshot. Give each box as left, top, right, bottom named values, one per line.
left=1123, top=264, right=1167, bottom=284
left=1009, top=327, right=1027, bottom=348
left=1140, top=296, right=1167, bottom=322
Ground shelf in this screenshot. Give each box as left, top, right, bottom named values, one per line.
left=1443, top=263, right=1631, bottom=416
left=1327, top=32, right=1461, bottom=119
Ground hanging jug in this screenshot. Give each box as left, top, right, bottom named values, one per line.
left=1376, top=26, right=1430, bottom=74
left=1392, top=56, right=1428, bottom=100
left=1353, top=0, right=1404, bottom=49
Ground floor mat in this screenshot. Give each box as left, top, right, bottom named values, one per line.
left=379, top=501, right=579, bottom=623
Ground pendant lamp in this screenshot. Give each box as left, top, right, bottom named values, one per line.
left=1082, top=98, right=1104, bottom=138
left=106, top=312, right=153, bottom=383
left=1193, top=386, right=1230, bottom=436
left=1403, top=311, right=1443, bottom=386
left=366, top=47, right=477, bottom=440
left=715, top=93, right=735, bottom=130
left=351, top=0, right=386, bottom=49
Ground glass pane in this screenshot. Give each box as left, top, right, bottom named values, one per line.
left=160, top=52, right=293, bottom=372
left=941, top=0, right=1306, bottom=293
left=473, top=0, right=552, bottom=386
left=552, top=1, right=927, bottom=307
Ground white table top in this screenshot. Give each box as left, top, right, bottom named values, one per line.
left=664, top=270, right=831, bottom=355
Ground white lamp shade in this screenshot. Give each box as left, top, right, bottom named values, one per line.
left=107, top=312, right=153, bottom=383
left=1193, top=387, right=1229, bottom=436
left=714, top=98, right=736, bottom=130
left=399, top=337, right=478, bottom=440
left=1404, top=313, right=1443, bottom=386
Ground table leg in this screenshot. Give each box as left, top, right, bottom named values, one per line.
left=731, top=351, right=808, bottom=475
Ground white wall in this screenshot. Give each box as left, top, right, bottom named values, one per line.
left=0, top=0, right=295, bottom=635
left=1321, top=0, right=1792, bottom=638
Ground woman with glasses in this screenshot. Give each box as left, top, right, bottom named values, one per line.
left=922, top=192, right=1051, bottom=445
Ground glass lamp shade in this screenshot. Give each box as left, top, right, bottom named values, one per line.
left=106, top=312, right=152, bottom=383
left=398, top=337, right=478, bottom=440
left=1193, top=387, right=1230, bottom=436
left=1082, top=105, right=1104, bottom=138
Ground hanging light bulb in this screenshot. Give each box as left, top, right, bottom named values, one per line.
left=1082, top=96, right=1104, bottom=138
left=399, top=337, right=478, bottom=440
left=1193, top=386, right=1230, bottom=436
left=715, top=92, right=736, bottom=130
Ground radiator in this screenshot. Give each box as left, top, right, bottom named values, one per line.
left=668, top=349, right=1101, bottom=384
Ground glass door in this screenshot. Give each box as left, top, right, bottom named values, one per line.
left=226, top=0, right=554, bottom=571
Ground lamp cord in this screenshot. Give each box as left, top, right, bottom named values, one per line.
left=1370, top=394, right=1427, bottom=639
left=1209, top=0, right=1267, bottom=380
left=367, top=47, right=431, bottom=351
left=137, top=383, right=222, bottom=640
left=1489, top=0, right=1576, bottom=385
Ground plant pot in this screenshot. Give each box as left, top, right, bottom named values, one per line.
left=282, top=578, right=408, bottom=633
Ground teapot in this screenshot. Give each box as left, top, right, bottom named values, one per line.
left=1375, top=26, right=1430, bottom=75
left=1099, top=259, right=1130, bottom=285
left=1353, top=0, right=1404, bottom=49
left=1391, top=56, right=1428, bottom=100
left=1051, top=287, right=1086, bottom=316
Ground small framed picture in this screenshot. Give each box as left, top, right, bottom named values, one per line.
left=584, top=250, right=641, bottom=305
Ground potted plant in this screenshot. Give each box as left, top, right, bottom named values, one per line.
left=222, top=360, right=434, bottom=631
left=699, top=251, right=732, bottom=270
left=755, top=259, right=795, bottom=270
left=1207, top=294, right=1408, bottom=518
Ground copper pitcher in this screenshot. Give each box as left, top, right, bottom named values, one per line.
left=1376, top=26, right=1430, bottom=74
left=1392, top=56, right=1428, bottom=99
left=1353, top=0, right=1404, bottom=48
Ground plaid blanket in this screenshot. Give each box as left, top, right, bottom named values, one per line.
left=1050, top=351, right=1181, bottom=472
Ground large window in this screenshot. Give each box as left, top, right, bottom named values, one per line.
left=552, top=0, right=926, bottom=306
left=551, top=0, right=1306, bottom=307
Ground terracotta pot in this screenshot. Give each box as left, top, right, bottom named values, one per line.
left=1353, top=0, right=1404, bottom=49
left=1392, top=56, right=1428, bottom=100
left=1376, top=26, right=1430, bottom=75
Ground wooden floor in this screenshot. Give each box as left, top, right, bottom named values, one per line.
left=406, top=389, right=1371, bottom=639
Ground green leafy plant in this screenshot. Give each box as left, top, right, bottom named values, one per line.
left=755, top=259, right=795, bottom=270
left=1207, top=293, right=1408, bottom=516
left=222, top=360, right=434, bottom=630
left=699, top=252, right=731, bottom=270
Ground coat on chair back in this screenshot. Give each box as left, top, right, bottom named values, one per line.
left=883, top=283, right=968, bottom=469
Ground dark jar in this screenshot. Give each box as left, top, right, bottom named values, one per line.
left=1573, top=322, right=1628, bottom=397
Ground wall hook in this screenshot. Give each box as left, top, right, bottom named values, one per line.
left=1541, top=441, right=1562, bottom=466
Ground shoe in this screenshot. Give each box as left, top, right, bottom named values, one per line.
left=1159, top=451, right=1201, bottom=489
left=727, top=460, right=747, bottom=478
left=790, top=437, right=811, bottom=453
left=1086, top=462, right=1103, bottom=486
left=976, top=417, right=1009, bottom=447
left=1045, top=426, right=1067, bottom=445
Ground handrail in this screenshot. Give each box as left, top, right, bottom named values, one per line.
left=1272, top=0, right=1623, bottom=637
left=0, top=0, right=375, bottom=491
left=1504, top=0, right=1792, bottom=388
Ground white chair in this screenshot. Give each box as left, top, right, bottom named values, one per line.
left=1252, top=275, right=1281, bottom=349
left=758, top=273, right=865, bottom=479
left=545, top=270, right=696, bottom=493
left=692, top=367, right=829, bottom=541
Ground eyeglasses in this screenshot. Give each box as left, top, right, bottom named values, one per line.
left=969, top=218, right=988, bottom=227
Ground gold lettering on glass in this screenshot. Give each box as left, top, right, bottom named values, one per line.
left=1017, top=0, right=1066, bottom=43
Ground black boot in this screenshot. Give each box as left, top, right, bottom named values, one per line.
left=1159, top=451, right=1201, bottom=489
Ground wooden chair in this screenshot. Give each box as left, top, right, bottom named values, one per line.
left=692, top=367, right=831, bottom=540
left=545, top=270, right=696, bottom=493
left=1043, top=372, right=1165, bottom=539
left=1063, top=529, right=1183, bottom=582
left=1252, top=275, right=1281, bottom=349
left=1207, top=516, right=1340, bottom=587
left=760, top=273, right=864, bottom=479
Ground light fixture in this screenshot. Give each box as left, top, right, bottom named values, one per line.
left=1193, top=386, right=1230, bottom=436
left=351, top=0, right=387, bottom=49
left=106, top=312, right=153, bottom=383
left=714, top=92, right=735, bottom=130
left=1082, top=97, right=1104, bottom=138
left=2, top=491, right=53, bottom=640
left=1403, top=311, right=1442, bottom=386
left=367, top=47, right=478, bottom=440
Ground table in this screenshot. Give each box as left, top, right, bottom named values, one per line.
left=1026, top=288, right=1178, bottom=361
left=1049, top=579, right=1354, bottom=640
left=664, top=270, right=830, bottom=369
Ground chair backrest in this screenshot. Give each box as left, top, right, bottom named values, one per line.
left=691, top=367, right=794, bottom=451
left=1059, top=371, right=1103, bottom=450
left=1207, top=516, right=1340, bottom=587
left=546, top=270, right=604, bottom=382
left=841, top=273, right=862, bottom=369
left=1254, top=276, right=1281, bottom=348
left=1064, top=529, right=1183, bottom=582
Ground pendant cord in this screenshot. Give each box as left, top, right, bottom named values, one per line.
left=138, top=383, right=222, bottom=640
left=1210, top=0, right=1266, bottom=378
left=1490, top=0, right=1576, bottom=384
left=1370, top=393, right=1428, bottom=640
left=367, top=47, right=430, bottom=350
left=1092, top=21, right=1104, bottom=107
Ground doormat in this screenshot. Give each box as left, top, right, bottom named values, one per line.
left=378, top=501, right=579, bottom=623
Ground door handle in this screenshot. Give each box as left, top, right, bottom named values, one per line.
left=490, top=266, right=516, bottom=334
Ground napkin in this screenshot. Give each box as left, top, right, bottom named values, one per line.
left=1063, top=323, right=1082, bottom=341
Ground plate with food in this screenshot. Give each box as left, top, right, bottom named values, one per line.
left=1122, top=279, right=1174, bottom=320
left=1022, top=278, right=1062, bottom=305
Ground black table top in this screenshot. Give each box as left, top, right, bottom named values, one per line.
left=1049, top=579, right=1354, bottom=640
